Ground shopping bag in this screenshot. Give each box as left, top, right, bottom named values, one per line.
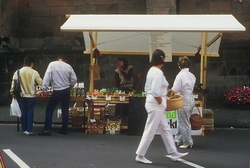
left=10, top=98, right=21, bottom=117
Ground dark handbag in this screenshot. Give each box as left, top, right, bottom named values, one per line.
left=13, top=69, right=21, bottom=97
left=190, top=106, right=202, bottom=130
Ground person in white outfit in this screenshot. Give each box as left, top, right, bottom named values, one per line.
left=135, top=49, right=188, bottom=164
left=171, top=56, right=196, bottom=149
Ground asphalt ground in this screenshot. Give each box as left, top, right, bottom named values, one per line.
left=0, top=124, right=249, bottom=168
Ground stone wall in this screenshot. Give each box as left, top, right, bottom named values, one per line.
left=206, top=42, right=250, bottom=99
left=178, top=0, right=250, bottom=41
left=177, top=0, right=250, bottom=98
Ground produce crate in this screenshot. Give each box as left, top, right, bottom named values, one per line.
left=69, top=107, right=77, bottom=120
left=105, top=119, right=121, bottom=135
left=203, top=109, right=214, bottom=131
left=74, top=101, right=84, bottom=107
left=87, top=121, right=105, bottom=134
left=72, top=116, right=84, bottom=129
left=94, top=108, right=105, bottom=120
left=87, top=92, right=130, bottom=101
left=75, top=107, right=87, bottom=117
left=69, top=107, right=87, bottom=120
left=96, top=95, right=129, bottom=101
left=86, top=129, right=104, bottom=134
left=107, top=104, right=116, bottom=116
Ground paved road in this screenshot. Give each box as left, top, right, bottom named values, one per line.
left=0, top=124, right=249, bottom=168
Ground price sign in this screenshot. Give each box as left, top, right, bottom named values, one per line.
left=149, top=32, right=172, bottom=62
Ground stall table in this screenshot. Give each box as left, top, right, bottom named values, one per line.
left=88, top=98, right=129, bottom=130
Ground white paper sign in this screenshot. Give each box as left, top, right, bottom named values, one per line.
left=120, top=96, right=125, bottom=101
left=149, top=32, right=172, bottom=62
left=92, top=95, right=97, bottom=100
left=106, top=95, right=111, bottom=101
left=193, top=94, right=199, bottom=99
left=156, top=107, right=203, bottom=136
left=110, top=130, right=115, bottom=134
left=90, top=119, right=96, bottom=123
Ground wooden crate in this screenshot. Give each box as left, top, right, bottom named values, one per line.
left=69, top=107, right=87, bottom=120
left=75, top=107, right=87, bottom=117
left=86, top=129, right=104, bottom=134
left=105, top=119, right=121, bottom=135
left=69, top=107, right=77, bottom=120
left=72, top=116, right=84, bottom=129
left=87, top=121, right=105, bottom=134
left=94, top=108, right=105, bottom=120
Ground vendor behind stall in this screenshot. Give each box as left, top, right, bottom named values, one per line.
left=114, top=57, right=133, bottom=120
left=115, top=57, right=133, bottom=88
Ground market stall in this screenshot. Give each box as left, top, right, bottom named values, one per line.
left=60, top=14, right=245, bottom=134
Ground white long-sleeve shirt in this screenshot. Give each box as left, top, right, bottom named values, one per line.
left=42, top=61, right=77, bottom=91
left=145, top=67, right=169, bottom=97
left=172, top=68, right=196, bottom=95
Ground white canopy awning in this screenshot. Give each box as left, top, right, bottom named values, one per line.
left=61, top=14, right=245, bottom=32
left=61, top=14, right=245, bottom=56
left=82, top=32, right=222, bottom=57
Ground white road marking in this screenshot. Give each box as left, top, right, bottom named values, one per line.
left=3, top=149, right=30, bottom=168
left=166, top=155, right=205, bottom=168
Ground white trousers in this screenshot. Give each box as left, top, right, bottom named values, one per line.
left=136, top=96, right=177, bottom=156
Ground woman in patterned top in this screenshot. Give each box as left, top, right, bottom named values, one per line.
left=171, top=56, right=196, bottom=149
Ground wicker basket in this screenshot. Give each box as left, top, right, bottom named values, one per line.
left=166, top=95, right=184, bottom=111
left=190, top=106, right=202, bottom=130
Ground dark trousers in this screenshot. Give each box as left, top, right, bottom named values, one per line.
left=44, top=88, right=70, bottom=132
left=18, top=97, right=35, bottom=132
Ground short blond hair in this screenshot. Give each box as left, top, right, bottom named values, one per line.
left=178, top=56, right=190, bottom=69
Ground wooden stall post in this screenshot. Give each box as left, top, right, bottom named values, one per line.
left=89, top=31, right=94, bottom=92
left=203, top=32, right=209, bottom=90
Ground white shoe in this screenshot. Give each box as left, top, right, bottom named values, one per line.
left=23, top=131, right=34, bottom=135
left=174, top=139, right=180, bottom=146
left=179, top=144, right=192, bottom=149
left=135, top=155, right=152, bottom=164
left=170, top=152, right=189, bottom=161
